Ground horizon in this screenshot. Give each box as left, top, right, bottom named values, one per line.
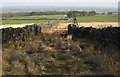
left=1, top=2, right=118, bottom=13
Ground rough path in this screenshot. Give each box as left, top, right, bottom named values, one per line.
left=42, top=22, right=119, bottom=34
left=1, top=22, right=118, bottom=29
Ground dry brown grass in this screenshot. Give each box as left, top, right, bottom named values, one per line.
left=3, top=32, right=119, bottom=75
left=2, top=22, right=120, bottom=75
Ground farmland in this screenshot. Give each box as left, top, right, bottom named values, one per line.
left=76, top=15, right=118, bottom=22
left=2, top=20, right=50, bottom=25
left=2, top=15, right=118, bottom=25
left=2, top=15, right=64, bottom=25
left=2, top=15, right=64, bottom=19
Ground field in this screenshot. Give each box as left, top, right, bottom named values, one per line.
left=2, top=15, right=64, bottom=25
left=76, top=15, right=118, bottom=22
left=2, top=20, right=50, bottom=25
left=2, top=15, right=118, bottom=25
left=2, top=15, right=64, bottom=19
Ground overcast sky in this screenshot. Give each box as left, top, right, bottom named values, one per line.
left=0, top=0, right=119, bottom=2
left=0, top=0, right=119, bottom=8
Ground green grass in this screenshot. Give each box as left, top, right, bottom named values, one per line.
left=3, top=15, right=64, bottom=19
left=2, top=15, right=118, bottom=25
left=2, top=20, right=51, bottom=25
left=69, top=15, right=118, bottom=22
left=2, top=15, right=64, bottom=25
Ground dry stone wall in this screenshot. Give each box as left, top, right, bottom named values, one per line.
left=67, top=24, right=120, bottom=49
left=2, top=24, right=41, bottom=44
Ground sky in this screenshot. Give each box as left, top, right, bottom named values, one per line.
left=0, top=0, right=119, bottom=2
left=0, top=0, right=119, bottom=8
left=1, top=2, right=118, bottom=8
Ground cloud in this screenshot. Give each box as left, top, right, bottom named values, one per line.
left=2, top=2, right=118, bottom=8
left=0, top=0, right=119, bottom=2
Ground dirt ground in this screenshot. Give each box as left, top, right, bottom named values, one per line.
left=43, top=22, right=119, bottom=34
left=52, top=22, right=119, bottom=29
left=0, top=23, right=34, bottom=29
left=0, top=22, right=119, bottom=29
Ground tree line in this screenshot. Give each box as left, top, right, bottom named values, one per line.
left=67, top=10, right=97, bottom=18
left=2, top=10, right=115, bottom=17
left=2, top=11, right=66, bottom=17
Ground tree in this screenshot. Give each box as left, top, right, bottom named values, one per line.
left=67, top=11, right=73, bottom=18
left=89, top=10, right=96, bottom=16
left=81, top=11, right=88, bottom=16
left=107, top=12, right=112, bottom=15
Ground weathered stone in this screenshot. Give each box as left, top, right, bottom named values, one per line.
left=2, top=24, right=42, bottom=44
left=68, top=26, right=120, bottom=49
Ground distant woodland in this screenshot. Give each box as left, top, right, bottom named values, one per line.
left=2, top=10, right=113, bottom=17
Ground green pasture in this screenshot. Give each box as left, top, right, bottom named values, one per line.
left=2, top=15, right=118, bottom=25
left=2, top=20, right=51, bottom=25
left=2, top=15, right=64, bottom=19
left=2, top=15, right=64, bottom=25
left=68, top=15, right=118, bottom=22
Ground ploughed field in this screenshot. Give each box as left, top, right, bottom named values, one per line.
left=2, top=23, right=120, bottom=75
